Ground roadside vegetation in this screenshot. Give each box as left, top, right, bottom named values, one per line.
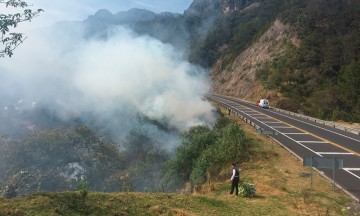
left=0, top=105, right=356, bottom=216
left=162, top=114, right=254, bottom=192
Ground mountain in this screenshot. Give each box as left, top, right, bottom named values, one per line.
left=185, top=0, right=251, bottom=17
left=79, top=0, right=360, bottom=121
left=205, top=0, right=360, bottom=121
left=85, top=8, right=156, bottom=25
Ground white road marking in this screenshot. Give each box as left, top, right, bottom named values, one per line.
left=220, top=95, right=360, bottom=144
left=344, top=169, right=360, bottom=180
left=283, top=133, right=308, bottom=135
left=271, top=126, right=293, bottom=128
left=264, top=107, right=360, bottom=143
left=210, top=95, right=360, bottom=189
left=318, top=152, right=354, bottom=155
left=344, top=168, right=360, bottom=171
left=230, top=107, right=322, bottom=157
left=298, top=141, right=328, bottom=143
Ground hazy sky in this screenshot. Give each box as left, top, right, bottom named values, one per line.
left=27, top=0, right=193, bottom=27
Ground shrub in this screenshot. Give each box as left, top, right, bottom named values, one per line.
left=239, top=182, right=256, bottom=198
left=76, top=178, right=89, bottom=199
left=215, top=123, right=251, bottom=165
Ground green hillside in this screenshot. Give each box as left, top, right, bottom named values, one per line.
left=199, top=0, right=360, bottom=121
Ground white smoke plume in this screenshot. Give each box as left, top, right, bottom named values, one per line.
left=0, top=23, right=215, bottom=145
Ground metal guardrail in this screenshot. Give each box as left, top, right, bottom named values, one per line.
left=271, top=107, right=360, bottom=136
left=210, top=96, right=360, bottom=202
left=209, top=93, right=360, bottom=136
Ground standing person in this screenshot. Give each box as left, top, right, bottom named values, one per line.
left=230, top=163, right=240, bottom=195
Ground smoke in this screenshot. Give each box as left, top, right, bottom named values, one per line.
left=0, top=22, right=215, bottom=147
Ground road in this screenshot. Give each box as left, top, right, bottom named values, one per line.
left=207, top=93, right=360, bottom=201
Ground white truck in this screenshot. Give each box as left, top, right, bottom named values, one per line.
left=259, top=99, right=270, bottom=108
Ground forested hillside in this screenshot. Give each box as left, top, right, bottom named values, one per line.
left=196, top=0, right=360, bottom=121
left=264, top=0, right=360, bottom=121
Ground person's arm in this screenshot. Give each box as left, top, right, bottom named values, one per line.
left=231, top=168, right=235, bottom=180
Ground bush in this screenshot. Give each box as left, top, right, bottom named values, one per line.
left=190, top=154, right=211, bottom=186
left=76, top=178, right=89, bottom=199
left=215, top=123, right=251, bottom=165
left=239, top=182, right=256, bottom=198
left=162, top=117, right=254, bottom=191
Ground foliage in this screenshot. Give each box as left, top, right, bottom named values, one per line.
left=252, top=0, right=360, bottom=121
left=76, top=177, right=89, bottom=199
left=183, top=0, right=360, bottom=121
left=162, top=117, right=253, bottom=191
left=239, top=181, right=256, bottom=198
left=215, top=123, right=250, bottom=164
left=0, top=127, right=125, bottom=197
left=338, top=61, right=360, bottom=121
left=122, top=128, right=171, bottom=192
left=188, top=0, right=283, bottom=67
left=0, top=0, right=43, bottom=57
left=162, top=125, right=216, bottom=190
left=190, top=153, right=211, bottom=185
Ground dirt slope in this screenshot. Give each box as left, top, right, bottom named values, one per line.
left=211, top=19, right=299, bottom=102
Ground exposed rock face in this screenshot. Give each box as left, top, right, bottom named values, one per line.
left=211, top=20, right=297, bottom=100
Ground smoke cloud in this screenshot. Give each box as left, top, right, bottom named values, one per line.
left=0, top=22, right=215, bottom=147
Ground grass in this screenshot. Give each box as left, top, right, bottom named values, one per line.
left=0, top=104, right=356, bottom=216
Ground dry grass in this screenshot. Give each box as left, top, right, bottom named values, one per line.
left=335, top=121, right=360, bottom=130
left=209, top=104, right=355, bottom=215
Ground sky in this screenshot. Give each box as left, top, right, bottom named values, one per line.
left=26, top=0, right=193, bottom=27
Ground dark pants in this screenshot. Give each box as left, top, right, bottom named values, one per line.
left=230, top=177, right=239, bottom=195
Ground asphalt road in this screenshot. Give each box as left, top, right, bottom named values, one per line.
left=207, top=93, right=360, bottom=201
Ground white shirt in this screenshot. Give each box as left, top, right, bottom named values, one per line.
left=231, top=167, right=241, bottom=180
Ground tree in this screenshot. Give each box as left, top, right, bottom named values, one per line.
left=0, top=0, right=43, bottom=57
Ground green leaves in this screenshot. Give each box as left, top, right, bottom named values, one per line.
left=216, top=123, right=249, bottom=165
left=239, top=181, right=256, bottom=198
left=163, top=117, right=253, bottom=190
left=4, top=0, right=29, bottom=8
left=0, top=0, right=43, bottom=57
left=337, top=60, right=360, bottom=121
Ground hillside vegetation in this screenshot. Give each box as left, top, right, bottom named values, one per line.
left=204, top=0, right=360, bottom=122
left=0, top=105, right=355, bottom=216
